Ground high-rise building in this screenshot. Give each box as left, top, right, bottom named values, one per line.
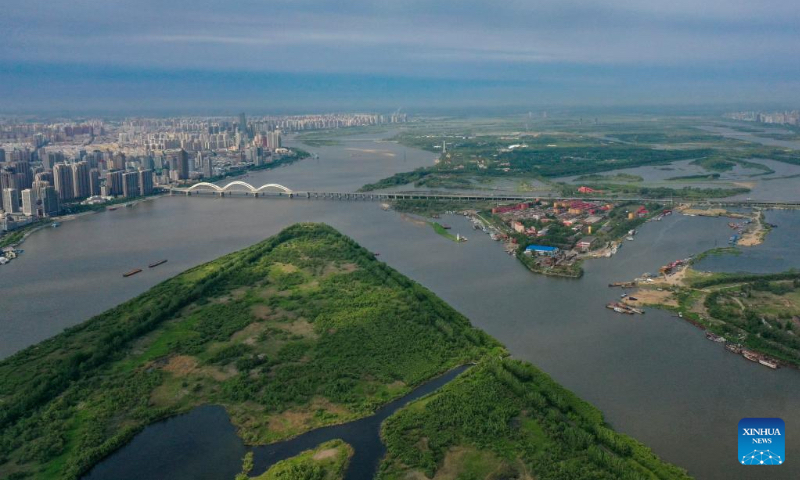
left=89, top=169, right=101, bottom=196
left=11, top=162, right=33, bottom=190
left=53, top=164, right=75, bottom=202
left=40, top=186, right=59, bottom=217
left=35, top=171, right=54, bottom=185
left=21, top=188, right=38, bottom=216
left=176, top=149, right=190, bottom=180
left=71, top=161, right=91, bottom=199
left=198, top=154, right=214, bottom=178
left=122, top=172, right=139, bottom=198
left=106, top=170, right=124, bottom=196
left=141, top=155, right=154, bottom=171
left=265, top=131, right=281, bottom=151
left=112, top=153, right=126, bottom=171
left=138, top=169, right=154, bottom=196
left=3, top=188, right=20, bottom=213
left=0, top=148, right=5, bottom=163
left=238, top=112, right=248, bottom=139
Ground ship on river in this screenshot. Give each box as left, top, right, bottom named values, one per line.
left=123, top=268, right=142, bottom=278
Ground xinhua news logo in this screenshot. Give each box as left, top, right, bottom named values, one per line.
left=739, top=418, right=785, bottom=465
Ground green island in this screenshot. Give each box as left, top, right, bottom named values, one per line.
left=428, top=221, right=462, bottom=242
left=0, top=224, right=689, bottom=479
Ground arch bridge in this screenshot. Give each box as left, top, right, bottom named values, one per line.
left=178, top=181, right=294, bottom=197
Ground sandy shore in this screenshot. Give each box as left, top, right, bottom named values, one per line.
left=737, top=213, right=766, bottom=247
left=626, top=288, right=678, bottom=307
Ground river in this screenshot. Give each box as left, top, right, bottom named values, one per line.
left=2, top=130, right=799, bottom=479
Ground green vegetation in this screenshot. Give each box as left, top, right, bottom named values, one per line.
left=249, top=440, right=352, bottom=480
left=647, top=267, right=800, bottom=367
left=666, top=173, right=721, bottom=181
left=690, top=247, right=740, bottom=263
left=690, top=157, right=736, bottom=172
left=0, top=224, right=499, bottom=479
left=356, top=117, right=800, bottom=199
left=0, top=221, right=48, bottom=249
left=0, top=221, right=688, bottom=480
left=428, top=222, right=461, bottom=242
left=701, top=279, right=800, bottom=366
left=575, top=173, right=643, bottom=182
left=689, top=270, right=800, bottom=289
left=379, top=359, right=691, bottom=479
left=360, top=135, right=712, bottom=191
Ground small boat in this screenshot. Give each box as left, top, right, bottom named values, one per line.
left=441, top=224, right=452, bottom=230
left=705, top=332, right=726, bottom=343
left=742, top=350, right=759, bottom=362
left=627, top=296, right=638, bottom=301
left=51, top=222, right=61, bottom=227
left=374, top=252, right=380, bottom=256
left=108, top=207, right=117, bottom=211
left=148, top=259, right=168, bottom=268
left=725, top=343, right=742, bottom=354
left=123, top=268, right=142, bottom=278
left=758, top=359, right=779, bottom=369
left=626, top=236, right=634, bottom=241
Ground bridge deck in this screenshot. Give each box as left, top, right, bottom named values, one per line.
left=169, top=188, right=800, bottom=209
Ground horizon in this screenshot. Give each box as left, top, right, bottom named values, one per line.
left=2, top=1, right=799, bottom=113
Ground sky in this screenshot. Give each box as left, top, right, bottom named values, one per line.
left=1, top=0, right=799, bottom=114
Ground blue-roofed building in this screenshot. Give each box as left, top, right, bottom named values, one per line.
left=524, top=244, right=559, bottom=256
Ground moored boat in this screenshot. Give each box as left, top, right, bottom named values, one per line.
left=725, top=343, right=742, bottom=354
left=758, top=359, right=779, bottom=369
left=123, top=268, right=142, bottom=277
left=742, top=350, right=759, bottom=362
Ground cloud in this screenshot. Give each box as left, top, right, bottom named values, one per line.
left=0, top=0, right=798, bottom=110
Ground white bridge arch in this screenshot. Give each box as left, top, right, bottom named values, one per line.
left=186, top=181, right=293, bottom=194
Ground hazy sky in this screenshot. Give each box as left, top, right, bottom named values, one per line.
left=2, top=0, right=798, bottom=113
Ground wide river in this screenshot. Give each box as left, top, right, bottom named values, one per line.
left=1, top=130, right=798, bottom=479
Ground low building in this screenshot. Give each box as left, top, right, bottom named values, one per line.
left=577, top=236, right=597, bottom=251
left=525, top=244, right=559, bottom=256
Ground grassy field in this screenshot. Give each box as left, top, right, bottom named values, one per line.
left=0, top=224, right=499, bottom=479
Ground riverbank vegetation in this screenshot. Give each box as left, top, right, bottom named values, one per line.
left=379, top=358, right=691, bottom=479
left=0, top=224, right=500, bottom=479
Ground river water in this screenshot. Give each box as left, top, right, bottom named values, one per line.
left=2, top=130, right=799, bottom=479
